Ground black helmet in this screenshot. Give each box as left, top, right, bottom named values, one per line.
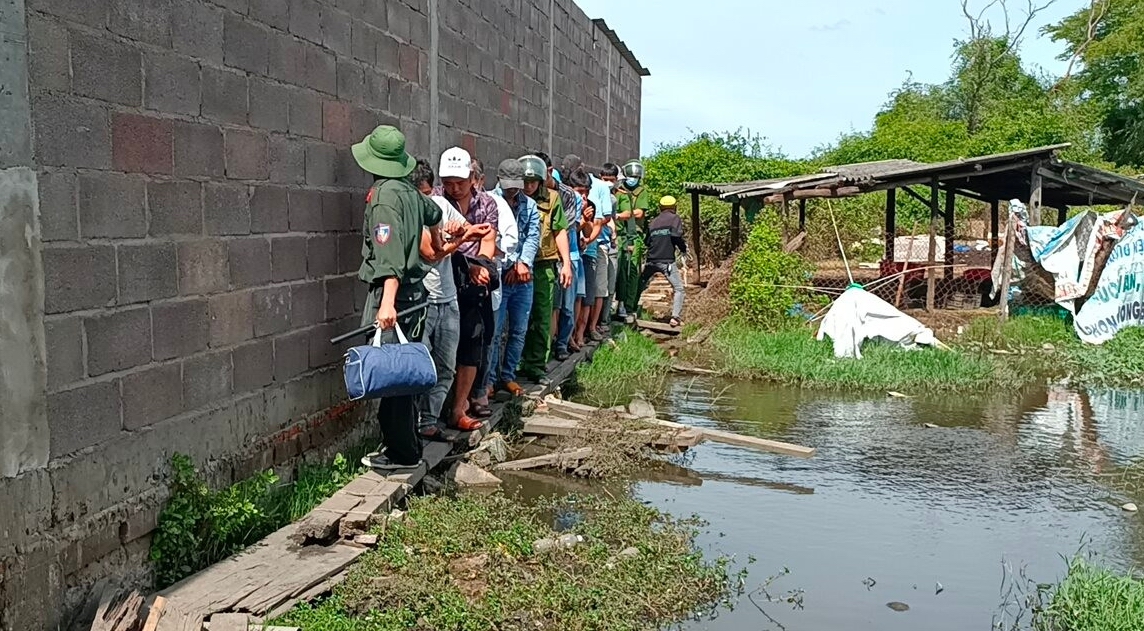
left=519, top=155, right=547, bottom=182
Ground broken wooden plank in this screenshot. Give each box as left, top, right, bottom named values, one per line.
left=141, top=596, right=166, bottom=631
left=541, top=397, right=816, bottom=458
left=670, top=363, right=718, bottom=376
left=493, top=447, right=595, bottom=471
left=522, top=415, right=703, bottom=450
left=651, top=418, right=816, bottom=458
left=264, top=569, right=352, bottom=620
left=107, top=592, right=145, bottom=631
left=207, top=613, right=248, bottom=631
left=635, top=319, right=680, bottom=335
left=292, top=491, right=364, bottom=542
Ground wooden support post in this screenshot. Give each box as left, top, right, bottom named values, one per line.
left=926, top=177, right=939, bottom=311
left=998, top=203, right=1016, bottom=322
left=1029, top=161, right=1043, bottom=225
left=944, top=189, right=955, bottom=280
left=798, top=198, right=806, bottom=232
left=990, top=199, right=1000, bottom=265
left=689, top=190, right=701, bottom=283
left=730, top=201, right=741, bottom=251
left=885, top=189, right=896, bottom=263
left=780, top=195, right=790, bottom=242
left=1057, top=206, right=1067, bottom=226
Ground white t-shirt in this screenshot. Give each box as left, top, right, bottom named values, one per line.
left=423, top=196, right=466, bottom=304
left=493, top=192, right=519, bottom=264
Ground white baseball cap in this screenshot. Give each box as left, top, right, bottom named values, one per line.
left=438, top=147, right=472, bottom=179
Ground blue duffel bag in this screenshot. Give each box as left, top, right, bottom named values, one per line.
left=344, top=324, right=437, bottom=400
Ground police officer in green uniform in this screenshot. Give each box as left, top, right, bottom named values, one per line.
left=614, top=160, right=651, bottom=321
left=518, top=154, right=572, bottom=382
left=352, top=125, right=444, bottom=470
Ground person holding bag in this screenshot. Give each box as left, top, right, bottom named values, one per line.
left=351, top=125, right=446, bottom=471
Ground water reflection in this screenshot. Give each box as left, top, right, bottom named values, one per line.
left=644, top=378, right=1144, bottom=631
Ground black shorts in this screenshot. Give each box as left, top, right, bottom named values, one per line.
left=457, top=296, right=493, bottom=367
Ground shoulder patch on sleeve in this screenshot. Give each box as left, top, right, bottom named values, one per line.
left=373, top=223, right=391, bottom=244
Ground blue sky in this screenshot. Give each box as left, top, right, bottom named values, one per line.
left=576, top=0, right=1084, bottom=158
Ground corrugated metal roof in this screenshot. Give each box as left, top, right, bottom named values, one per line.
left=824, top=159, right=921, bottom=182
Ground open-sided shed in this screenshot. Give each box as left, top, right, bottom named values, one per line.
left=684, top=144, right=1144, bottom=312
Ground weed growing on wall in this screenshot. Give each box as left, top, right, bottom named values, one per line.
left=150, top=449, right=366, bottom=588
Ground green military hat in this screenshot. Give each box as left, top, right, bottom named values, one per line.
left=352, top=125, right=416, bottom=178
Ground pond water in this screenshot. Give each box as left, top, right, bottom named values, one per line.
left=504, top=378, right=1144, bottom=630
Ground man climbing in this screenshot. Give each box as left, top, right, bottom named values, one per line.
left=614, top=160, right=651, bottom=322
left=637, top=196, right=688, bottom=327
left=518, top=154, right=572, bottom=384
left=351, top=125, right=445, bottom=471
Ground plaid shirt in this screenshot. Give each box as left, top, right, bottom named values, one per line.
left=433, top=185, right=500, bottom=257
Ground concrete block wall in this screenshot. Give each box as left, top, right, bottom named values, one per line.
left=0, top=0, right=643, bottom=628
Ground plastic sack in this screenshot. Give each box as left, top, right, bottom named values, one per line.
left=343, top=324, right=437, bottom=400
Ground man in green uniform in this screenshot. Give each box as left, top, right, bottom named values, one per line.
left=517, top=154, right=572, bottom=382
left=352, top=125, right=445, bottom=470
left=614, top=160, right=651, bottom=321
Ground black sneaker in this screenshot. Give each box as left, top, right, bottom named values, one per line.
left=361, top=452, right=426, bottom=473
left=555, top=350, right=571, bottom=361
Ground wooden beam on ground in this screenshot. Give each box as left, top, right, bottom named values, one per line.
left=493, top=447, right=595, bottom=471
left=521, top=415, right=704, bottom=450
left=141, top=596, right=166, bottom=631
left=670, top=363, right=719, bottom=376
left=636, top=319, right=679, bottom=335
left=885, top=188, right=896, bottom=262
left=927, top=177, right=939, bottom=312
left=541, top=397, right=817, bottom=458
left=689, top=190, right=701, bottom=284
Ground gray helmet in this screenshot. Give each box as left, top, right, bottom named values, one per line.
left=622, top=160, right=645, bottom=180
left=519, top=155, right=547, bottom=182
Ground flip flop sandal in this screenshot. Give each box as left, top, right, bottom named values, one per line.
left=503, top=381, right=525, bottom=397
left=418, top=425, right=455, bottom=443
left=670, top=318, right=682, bottom=327
left=469, top=403, right=493, bottom=419
left=450, top=416, right=484, bottom=432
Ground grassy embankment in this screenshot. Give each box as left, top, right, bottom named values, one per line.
left=573, top=331, right=672, bottom=408
left=1012, top=556, right=1144, bottom=631
left=277, top=492, right=742, bottom=631
left=707, top=316, right=1144, bottom=393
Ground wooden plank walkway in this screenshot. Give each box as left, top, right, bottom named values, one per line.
left=143, top=339, right=606, bottom=630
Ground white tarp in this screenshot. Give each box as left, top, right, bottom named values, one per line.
left=816, top=286, right=938, bottom=359
left=1073, top=222, right=1144, bottom=343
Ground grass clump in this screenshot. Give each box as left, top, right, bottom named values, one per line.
left=1034, top=558, right=1144, bottom=631
left=712, top=320, right=1011, bottom=392
left=575, top=331, right=670, bottom=407
left=150, top=447, right=366, bottom=588
left=277, top=493, right=741, bottom=631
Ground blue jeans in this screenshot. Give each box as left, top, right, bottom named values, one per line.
left=555, top=259, right=581, bottom=354
left=486, top=277, right=534, bottom=388
left=418, top=300, right=460, bottom=428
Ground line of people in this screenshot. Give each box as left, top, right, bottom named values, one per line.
left=349, top=124, right=688, bottom=470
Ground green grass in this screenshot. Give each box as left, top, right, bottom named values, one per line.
left=712, top=321, right=1019, bottom=392
left=276, top=493, right=742, bottom=631
left=150, top=443, right=370, bottom=588
left=1033, top=558, right=1144, bottom=631
left=574, top=331, right=671, bottom=407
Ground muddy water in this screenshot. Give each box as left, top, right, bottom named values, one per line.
left=505, top=380, right=1144, bottom=630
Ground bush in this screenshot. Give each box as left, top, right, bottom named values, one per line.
left=728, top=222, right=818, bottom=328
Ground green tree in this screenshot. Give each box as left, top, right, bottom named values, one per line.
left=1047, top=0, right=1144, bottom=166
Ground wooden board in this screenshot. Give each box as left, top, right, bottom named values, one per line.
left=522, top=415, right=703, bottom=450
left=493, top=447, right=595, bottom=471
left=541, top=397, right=816, bottom=458
left=635, top=320, right=680, bottom=335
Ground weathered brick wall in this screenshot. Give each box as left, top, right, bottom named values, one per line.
left=0, top=0, right=642, bottom=627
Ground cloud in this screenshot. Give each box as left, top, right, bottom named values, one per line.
left=810, top=19, right=852, bottom=32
